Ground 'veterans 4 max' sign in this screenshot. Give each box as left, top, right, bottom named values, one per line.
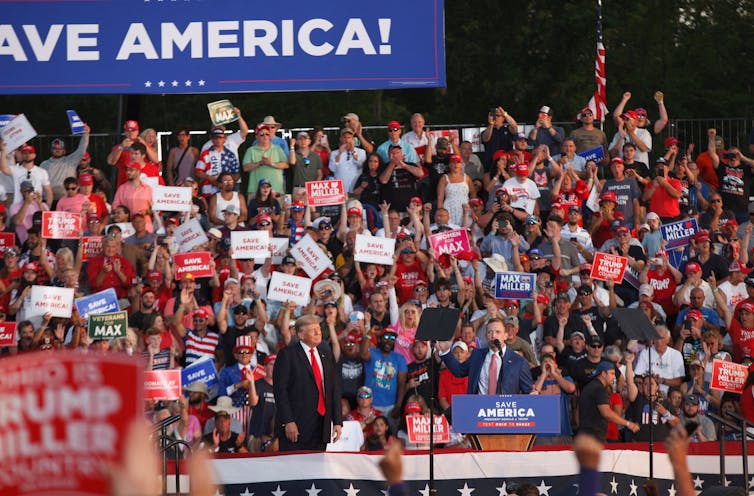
left=0, top=0, right=445, bottom=94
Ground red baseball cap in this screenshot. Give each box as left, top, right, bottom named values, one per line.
left=387, top=120, right=401, bottom=130
left=685, top=262, right=702, bottom=274
left=404, top=401, right=422, bottom=413
left=599, top=191, right=617, bottom=204
left=741, top=302, right=754, bottom=314
left=610, top=156, right=624, bottom=165
left=502, top=300, right=519, bottom=308
left=147, top=270, right=163, bottom=281
left=730, top=260, right=753, bottom=274
left=409, top=196, right=423, bottom=206
left=686, top=309, right=703, bottom=320
left=536, top=293, right=550, bottom=305
left=78, top=173, right=93, bottom=186
left=694, top=230, right=710, bottom=243
left=20, top=144, right=35, bottom=154
left=664, top=137, right=679, bottom=148
left=469, top=198, right=483, bottom=207
left=125, top=162, right=143, bottom=170
left=123, top=120, right=139, bottom=131
left=615, top=226, right=631, bottom=235
left=193, top=308, right=209, bottom=319
left=515, top=163, right=529, bottom=176
left=493, top=150, right=508, bottom=161
left=347, top=206, right=362, bottom=217
left=450, top=154, right=463, bottom=163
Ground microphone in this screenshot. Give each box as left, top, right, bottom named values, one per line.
left=493, top=339, right=503, bottom=358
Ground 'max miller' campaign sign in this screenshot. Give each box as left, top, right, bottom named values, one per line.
left=494, top=271, right=535, bottom=299
left=306, top=179, right=346, bottom=207
left=661, top=218, right=698, bottom=250
left=452, top=395, right=560, bottom=434
left=88, top=311, right=128, bottom=340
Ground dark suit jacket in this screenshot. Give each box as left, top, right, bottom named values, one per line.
left=273, top=341, right=342, bottom=449
left=441, top=346, right=533, bottom=395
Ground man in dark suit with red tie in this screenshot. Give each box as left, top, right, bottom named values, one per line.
left=438, top=317, right=534, bottom=395
left=274, top=314, right=343, bottom=451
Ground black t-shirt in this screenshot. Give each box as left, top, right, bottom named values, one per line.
left=356, top=172, right=382, bottom=206
left=426, top=153, right=452, bottom=197
left=543, top=313, right=588, bottom=341
left=578, top=379, right=609, bottom=442
left=406, top=358, right=438, bottom=410
left=381, top=166, right=418, bottom=211
left=570, top=357, right=603, bottom=390
left=577, top=307, right=623, bottom=346
left=686, top=253, right=730, bottom=282
left=202, top=431, right=244, bottom=453
left=483, top=125, right=515, bottom=171
left=338, top=356, right=366, bottom=402
left=717, top=164, right=751, bottom=213
left=249, top=379, right=276, bottom=437
left=625, top=394, right=672, bottom=442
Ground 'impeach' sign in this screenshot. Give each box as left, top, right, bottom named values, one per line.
left=590, top=252, right=628, bottom=283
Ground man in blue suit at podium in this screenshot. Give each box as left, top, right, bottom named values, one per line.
left=438, top=317, right=534, bottom=395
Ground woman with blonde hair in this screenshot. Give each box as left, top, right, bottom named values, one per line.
left=390, top=300, right=422, bottom=365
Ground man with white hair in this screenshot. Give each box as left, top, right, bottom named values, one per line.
left=627, top=283, right=667, bottom=320
left=633, top=325, right=685, bottom=394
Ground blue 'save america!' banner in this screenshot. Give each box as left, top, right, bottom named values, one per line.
left=0, top=0, right=445, bottom=94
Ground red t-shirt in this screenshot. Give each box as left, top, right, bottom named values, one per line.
left=647, top=268, right=677, bottom=316
left=727, top=319, right=754, bottom=362
left=741, top=385, right=754, bottom=424
left=438, top=368, right=468, bottom=406
left=605, top=392, right=624, bottom=441
left=394, top=260, right=427, bottom=304
left=591, top=217, right=614, bottom=249
left=647, top=177, right=681, bottom=218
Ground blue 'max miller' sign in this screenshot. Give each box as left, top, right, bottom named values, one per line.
left=0, top=0, right=446, bottom=94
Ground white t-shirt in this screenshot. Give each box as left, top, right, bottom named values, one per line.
left=502, top=177, right=540, bottom=214
left=9, top=164, right=50, bottom=205
left=718, top=281, right=748, bottom=316
left=328, top=148, right=366, bottom=193
left=634, top=346, right=685, bottom=395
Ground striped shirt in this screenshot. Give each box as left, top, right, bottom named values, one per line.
left=184, top=329, right=220, bottom=365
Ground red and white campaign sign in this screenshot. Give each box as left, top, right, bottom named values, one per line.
left=590, top=252, right=628, bottom=283
left=710, top=359, right=747, bottom=394
left=29, top=285, right=74, bottom=318
left=41, top=211, right=81, bottom=239
left=354, top=234, right=395, bottom=265
left=174, top=251, right=213, bottom=280
left=429, top=229, right=470, bottom=257
left=306, top=179, right=346, bottom=207
left=152, top=185, right=192, bottom=212
left=267, top=271, right=313, bottom=307
left=144, top=369, right=182, bottom=401
left=0, top=232, right=16, bottom=250
left=174, top=218, right=208, bottom=253
left=0, top=350, right=143, bottom=496
left=291, top=234, right=333, bottom=278
left=82, top=235, right=103, bottom=261
left=231, top=230, right=270, bottom=259
left=255, top=237, right=289, bottom=265
left=406, top=414, right=451, bottom=444
left=0, top=321, right=17, bottom=347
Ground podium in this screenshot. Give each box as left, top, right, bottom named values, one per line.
left=469, top=434, right=535, bottom=451
left=452, top=394, right=559, bottom=451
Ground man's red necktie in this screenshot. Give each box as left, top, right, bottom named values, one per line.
left=310, top=348, right=326, bottom=415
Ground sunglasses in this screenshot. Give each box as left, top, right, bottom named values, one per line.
left=530, top=256, right=542, bottom=261
left=193, top=317, right=206, bottom=322
left=589, top=344, right=603, bottom=348
left=259, top=221, right=271, bottom=227
left=382, top=334, right=397, bottom=341
left=414, top=287, right=427, bottom=293
left=401, top=249, right=416, bottom=254
left=237, top=350, right=252, bottom=355
left=66, top=186, right=78, bottom=191
left=579, top=292, right=592, bottom=296
left=388, top=127, right=400, bottom=132
left=319, top=224, right=332, bottom=230
left=580, top=270, right=591, bottom=276
left=257, top=133, right=270, bottom=137
left=357, top=393, right=372, bottom=399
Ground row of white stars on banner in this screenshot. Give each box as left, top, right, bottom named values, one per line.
left=144, top=80, right=205, bottom=88
left=212, top=473, right=753, bottom=496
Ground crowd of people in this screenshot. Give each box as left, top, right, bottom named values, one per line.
left=3, top=95, right=754, bottom=457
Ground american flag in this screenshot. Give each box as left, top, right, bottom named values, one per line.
left=585, top=0, right=608, bottom=121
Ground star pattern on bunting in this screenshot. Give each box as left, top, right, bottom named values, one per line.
left=239, top=489, right=253, bottom=496
left=693, top=476, right=704, bottom=489
left=343, top=483, right=360, bottom=496
left=536, top=480, right=551, bottom=496
left=667, top=484, right=676, bottom=496
left=305, top=483, right=321, bottom=496
left=419, top=484, right=431, bottom=496
left=457, top=482, right=475, bottom=496
left=495, top=481, right=509, bottom=496
left=271, top=485, right=286, bottom=496
left=629, top=479, right=638, bottom=496
left=144, top=81, right=152, bottom=87
left=610, top=476, right=619, bottom=494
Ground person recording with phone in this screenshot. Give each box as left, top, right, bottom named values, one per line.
left=482, top=106, right=518, bottom=172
